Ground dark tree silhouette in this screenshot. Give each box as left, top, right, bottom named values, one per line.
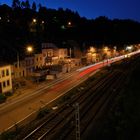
left=38, top=3, right=42, bottom=9
left=25, top=0, right=30, bottom=9
left=21, top=1, right=26, bottom=9
left=0, top=3, right=140, bottom=63
left=32, top=1, right=36, bottom=11
left=12, top=0, right=20, bottom=9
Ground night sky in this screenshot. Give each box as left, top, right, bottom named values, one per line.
left=0, top=0, right=140, bottom=22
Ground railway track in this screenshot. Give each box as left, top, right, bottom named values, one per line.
left=48, top=72, right=126, bottom=140
left=22, top=70, right=122, bottom=140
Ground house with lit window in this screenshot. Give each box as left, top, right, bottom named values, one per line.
left=0, top=64, right=12, bottom=94
left=42, top=43, right=68, bottom=65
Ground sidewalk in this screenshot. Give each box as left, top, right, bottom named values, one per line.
left=4, top=69, right=79, bottom=104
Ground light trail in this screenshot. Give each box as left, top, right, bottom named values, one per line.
left=76, top=49, right=140, bottom=77
left=77, top=49, right=140, bottom=73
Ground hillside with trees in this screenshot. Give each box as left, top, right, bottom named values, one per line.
left=0, top=0, right=140, bottom=62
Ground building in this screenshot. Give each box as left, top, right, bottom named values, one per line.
left=34, top=53, right=43, bottom=69
left=42, top=43, right=57, bottom=65
left=25, top=56, right=35, bottom=76
left=42, top=43, right=68, bottom=65
left=73, top=46, right=82, bottom=58
left=86, top=46, right=97, bottom=64
left=53, top=48, right=68, bottom=65
left=12, top=60, right=26, bottom=79
left=0, top=64, right=12, bottom=94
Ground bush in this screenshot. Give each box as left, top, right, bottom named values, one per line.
left=0, top=94, right=7, bottom=103
left=5, top=92, right=13, bottom=97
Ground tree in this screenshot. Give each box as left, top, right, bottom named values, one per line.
left=38, top=3, right=42, bottom=10
left=32, top=1, right=36, bottom=11
left=12, top=0, right=20, bottom=9
left=21, top=1, right=26, bottom=9
left=25, top=0, right=30, bottom=9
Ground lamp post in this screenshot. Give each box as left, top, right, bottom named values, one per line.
left=17, top=52, right=20, bottom=69
left=11, top=48, right=20, bottom=69
left=17, top=46, right=33, bottom=67
left=26, top=45, right=34, bottom=76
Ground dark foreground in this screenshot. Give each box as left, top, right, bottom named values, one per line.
left=86, top=57, right=140, bottom=140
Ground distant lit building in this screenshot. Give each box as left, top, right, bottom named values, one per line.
left=73, top=47, right=82, bottom=58
left=42, top=43, right=68, bottom=65
left=34, top=54, right=43, bottom=69
left=58, top=48, right=68, bottom=59
left=42, top=43, right=57, bottom=65
left=0, top=64, right=12, bottom=94
left=86, top=46, right=97, bottom=63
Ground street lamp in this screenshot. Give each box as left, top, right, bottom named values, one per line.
left=33, top=18, right=37, bottom=23
left=26, top=45, right=33, bottom=54
left=17, top=52, right=20, bottom=69
left=68, top=21, right=71, bottom=26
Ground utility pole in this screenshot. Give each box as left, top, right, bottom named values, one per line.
left=70, top=47, right=72, bottom=59
left=74, top=103, right=80, bottom=140
left=17, top=52, right=20, bottom=69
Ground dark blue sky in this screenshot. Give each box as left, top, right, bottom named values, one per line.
left=0, top=0, right=140, bottom=22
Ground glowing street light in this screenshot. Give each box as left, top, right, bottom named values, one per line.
left=33, top=18, right=37, bottom=23
left=26, top=45, right=33, bottom=53
left=68, top=21, right=71, bottom=26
